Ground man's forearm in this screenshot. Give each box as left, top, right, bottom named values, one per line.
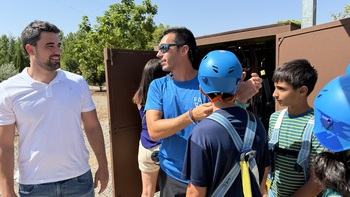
left=147, top=103, right=213, bottom=141
left=147, top=111, right=192, bottom=141
left=85, top=126, right=108, bottom=168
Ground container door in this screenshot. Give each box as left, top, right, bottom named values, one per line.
left=276, top=18, right=350, bottom=111
left=104, top=49, right=157, bottom=197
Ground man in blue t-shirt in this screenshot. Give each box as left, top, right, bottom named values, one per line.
left=145, top=27, right=263, bottom=196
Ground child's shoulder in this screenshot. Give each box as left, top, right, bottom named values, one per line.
left=271, top=108, right=287, bottom=117
left=271, top=108, right=314, bottom=117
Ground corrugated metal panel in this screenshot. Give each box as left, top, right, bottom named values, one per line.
left=276, top=17, right=350, bottom=111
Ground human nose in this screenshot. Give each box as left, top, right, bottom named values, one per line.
left=55, top=46, right=62, bottom=55
left=156, top=50, right=163, bottom=58
left=272, top=88, right=278, bottom=98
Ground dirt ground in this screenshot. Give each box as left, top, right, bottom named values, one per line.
left=89, top=87, right=113, bottom=196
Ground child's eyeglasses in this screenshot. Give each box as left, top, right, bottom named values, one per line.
left=158, top=43, right=184, bottom=53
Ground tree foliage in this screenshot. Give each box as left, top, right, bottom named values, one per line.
left=14, top=37, right=29, bottom=71
left=277, top=20, right=301, bottom=26
left=73, top=0, right=159, bottom=86
left=150, top=23, right=170, bottom=49
left=0, top=35, right=28, bottom=71
left=332, top=4, right=350, bottom=20
left=0, top=35, right=12, bottom=66
left=61, top=32, right=80, bottom=74
left=0, top=62, right=18, bottom=82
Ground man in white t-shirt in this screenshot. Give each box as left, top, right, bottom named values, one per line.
left=0, top=20, right=109, bottom=196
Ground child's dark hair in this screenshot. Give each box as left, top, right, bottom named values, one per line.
left=132, top=59, right=167, bottom=106
left=313, top=151, right=350, bottom=197
left=272, top=59, right=318, bottom=96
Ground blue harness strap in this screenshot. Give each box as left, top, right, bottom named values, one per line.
left=268, top=108, right=314, bottom=186
left=207, top=111, right=258, bottom=197
left=268, top=109, right=287, bottom=151
left=297, top=116, right=314, bottom=181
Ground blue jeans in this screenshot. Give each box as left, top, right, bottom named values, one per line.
left=18, top=170, right=94, bottom=197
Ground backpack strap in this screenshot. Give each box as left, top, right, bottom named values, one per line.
left=207, top=111, right=258, bottom=197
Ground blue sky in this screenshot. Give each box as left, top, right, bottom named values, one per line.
left=0, top=0, right=349, bottom=38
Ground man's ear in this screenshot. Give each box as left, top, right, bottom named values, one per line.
left=25, top=44, right=34, bottom=55
left=181, top=45, right=189, bottom=56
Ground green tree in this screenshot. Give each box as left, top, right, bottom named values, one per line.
left=332, top=4, right=350, bottom=20
left=75, top=17, right=105, bottom=89
left=0, top=63, right=18, bottom=82
left=74, top=0, right=158, bottom=87
left=14, top=37, right=29, bottom=71
left=149, top=23, right=169, bottom=49
left=7, top=36, right=16, bottom=64
left=61, top=32, right=80, bottom=73
left=0, top=34, right=28, bottom=71
left=0, top=35, right=11, bottom=66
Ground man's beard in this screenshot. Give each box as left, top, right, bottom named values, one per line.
left=36, top=57, right=60, bottom=71
left=46, top=61, right=60, bottom=71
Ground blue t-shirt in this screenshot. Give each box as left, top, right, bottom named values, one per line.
left=144, top=74, right=209, bottom=183
left=182, top=107, right=270, bottom=196
left=139, top=106, right=160, bottom=148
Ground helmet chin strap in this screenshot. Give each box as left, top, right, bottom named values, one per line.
left=210, top=94, right=236, bottom=103
left=200, top=87, right=236, bottom=103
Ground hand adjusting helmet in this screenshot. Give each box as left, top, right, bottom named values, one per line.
left=313, top=73, right=350, bottom=152
left=198, top=50, right=242, bottom=102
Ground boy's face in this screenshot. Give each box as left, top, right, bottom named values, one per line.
left=273, top=80, right=303, bottom=107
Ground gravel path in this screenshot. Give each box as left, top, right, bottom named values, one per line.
left=88, top=87, right=113, bottom=196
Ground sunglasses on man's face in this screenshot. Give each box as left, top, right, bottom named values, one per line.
left=158, top=43, right=184, bottom=53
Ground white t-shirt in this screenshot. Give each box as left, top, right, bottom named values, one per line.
left=0, top=68, right=94, bottom=184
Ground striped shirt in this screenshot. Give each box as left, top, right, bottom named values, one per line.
left=268, top=109, right=325, bottom=196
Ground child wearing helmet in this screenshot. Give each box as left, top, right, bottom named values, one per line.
left=181, top=50, right=270, bottom=196
left=312, top=73, right=350, bottom=197
left=267, top=59, right=325, bottom=196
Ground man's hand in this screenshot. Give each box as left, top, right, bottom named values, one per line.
left=236, top=72, right=262, bottom=103
left=191, top=103, right=213, bottom=121
left=94, top=166, right=109, bottom=194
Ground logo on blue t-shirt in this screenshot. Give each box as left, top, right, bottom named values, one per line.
left=194, top=97, right=203, bottom=107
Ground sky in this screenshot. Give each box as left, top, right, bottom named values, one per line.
left=0, top=0, right=349, bottom=38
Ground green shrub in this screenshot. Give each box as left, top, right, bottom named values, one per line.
left=0, top=63, right=18, bottom=82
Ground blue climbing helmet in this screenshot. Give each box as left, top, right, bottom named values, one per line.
left=198, top=50, right=242, bottom=96
left=313, top=73, right=350, bottom=152
left=346, top=63, right=350, bottom=74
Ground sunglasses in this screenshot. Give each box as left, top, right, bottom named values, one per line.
left=158, top=43, right=184, bottom=53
